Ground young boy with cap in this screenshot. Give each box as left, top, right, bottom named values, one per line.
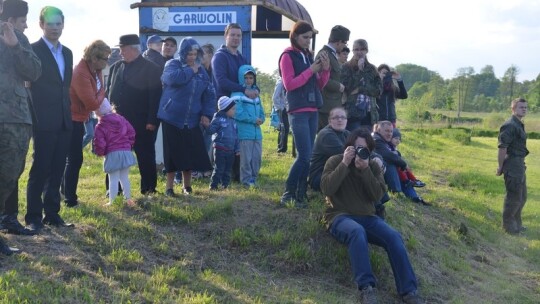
left=232, top=65, right=265, bottom=188
left=390, top=128, right=426, bottom=188
left=207, top=96, right=240, bottom=190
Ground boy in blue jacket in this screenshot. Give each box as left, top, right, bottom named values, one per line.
left=208, top=96, right=240, bottom=190
left=232, top=65, right=265, bottom=187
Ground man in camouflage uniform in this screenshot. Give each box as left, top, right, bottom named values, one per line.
left=0, top=0, right=42, bottom=254
left=496, top=98, right=529, bottom=235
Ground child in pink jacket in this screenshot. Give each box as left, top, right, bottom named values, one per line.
left=93, top=98, right=137, bottom=206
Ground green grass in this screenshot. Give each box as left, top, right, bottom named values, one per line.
left=1, top=118, right=539, bottom=303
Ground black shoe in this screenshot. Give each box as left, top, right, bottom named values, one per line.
left=0, top=239, right=20, bottom=256
left=165, top=188, right=176, bottom=197
left=43, top=214, right=75, bottom=228
left=402, top=290, right=425, bottom=304
left=209, top=186, right=219, bottom=191
left=27, top=221, right=44, bottom=233
left=182, top=186, right=192, bottom=195
left=1, top=214, right=38, bottom=236
left=64, top=200, right=79, bottom=208
left=412, top=197, right=431, bottom=206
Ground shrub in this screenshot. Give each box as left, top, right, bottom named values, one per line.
left=441, top=129, right=471, bottom=145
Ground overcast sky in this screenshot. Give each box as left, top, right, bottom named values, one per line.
left=24, top=0, right=540, bottom=81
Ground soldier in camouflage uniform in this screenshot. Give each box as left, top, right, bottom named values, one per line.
left=497, top=98, right=529, bottom=235
left=0, top=0, right=42, bottom=254
left=341, top=39, right=382, bottom=131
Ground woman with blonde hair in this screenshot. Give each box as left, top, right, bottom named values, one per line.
left=64, top=40, right=111, bottom=207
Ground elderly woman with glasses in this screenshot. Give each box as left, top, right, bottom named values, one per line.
left=308, top=107, right=350, bottom=192
left=63, top=40, right=111, bottom=207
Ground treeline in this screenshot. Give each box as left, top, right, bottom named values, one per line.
left=251, top=65, right=540, bottom=115
left=397, top=64, right=540, bottom=113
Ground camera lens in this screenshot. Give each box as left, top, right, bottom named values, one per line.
left=355, top=147, right=370, bottom=160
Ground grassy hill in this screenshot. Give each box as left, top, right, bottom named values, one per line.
left=1, top=120, right=539, bottom=303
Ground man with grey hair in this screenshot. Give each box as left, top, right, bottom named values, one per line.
left=0, top=0, right=41, bottom=253
left=107, top=34, right=162, bottom=195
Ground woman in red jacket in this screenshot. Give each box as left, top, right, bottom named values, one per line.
left=63, top=40, right=111, bottom=207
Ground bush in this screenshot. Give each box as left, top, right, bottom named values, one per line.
left=441, top=128, right=471, bottom=145
left=482, top=113, right=506, bottom=130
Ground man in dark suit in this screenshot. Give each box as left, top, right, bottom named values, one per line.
left=107, top=34, right=162, bottom=195
left=25, top=6, right=74, bottom=231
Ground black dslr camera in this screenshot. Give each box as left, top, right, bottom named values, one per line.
left=355, top=146, right=370, bottom=160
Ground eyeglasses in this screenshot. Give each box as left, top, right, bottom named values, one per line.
left=331, top=116, right=347, bottom=120
left=353, top=47, right=367, bottom=51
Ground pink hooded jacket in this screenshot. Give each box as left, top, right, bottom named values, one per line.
left=93, top=113, right=136, bottom=156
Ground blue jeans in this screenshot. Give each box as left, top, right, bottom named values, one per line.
left=82, top=116, right=97, bottom=149
left=329, top=214, right=418, bottom=295
left=285, top=111, right=318, bottom=197
left=385, top=163, right=419, bottom=199
left=211, top=149, right=234, bottom=188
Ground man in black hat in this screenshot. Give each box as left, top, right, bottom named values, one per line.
left=107, top=34, right=162, bottom=195
left=0, top=0, right=41, bottom=253
left=316, top=25, right=350, bottom=131
left=26, top=5, right=74, bottom=232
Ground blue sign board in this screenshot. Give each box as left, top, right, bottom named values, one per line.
left=139, top=6, right=251, bottom=33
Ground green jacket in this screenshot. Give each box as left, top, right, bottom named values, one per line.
left=0, top=30, right=41, bottom=124
left=317, top=45, right=343, bottom=114
left=341, top=60, right=381, bottom=123
left=321, top=154, right=387, bottom=228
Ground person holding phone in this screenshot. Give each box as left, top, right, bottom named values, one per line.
left=377, top=64, right=408, bottom=127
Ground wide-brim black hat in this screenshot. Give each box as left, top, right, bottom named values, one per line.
left=117, top=34, right=140, bottom=46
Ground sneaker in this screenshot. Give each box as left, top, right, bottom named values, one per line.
left=203, top=171, right=212, bottom=178
left=209, top=186, right=219, bottom=191
left=183, top=186, right=193, bottom=195
left=280, top=192, right=296, bottom=206
left=402, top=290, right=424, bottom=304
left=165, top=188, right=176, bottom=197
left=358, top=285, right=378, bottom=304
left=413, top=180, right=426, bottom=188
left=0, top=239, right=20, bottom=256
left=1, top=214, right=37, bottom=236
left=191, top=171, right=203, bottom=179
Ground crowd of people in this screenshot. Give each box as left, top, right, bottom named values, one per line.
left=0, top=1, right=531, bottom=303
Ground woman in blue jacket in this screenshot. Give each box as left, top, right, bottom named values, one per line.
left=158, top=37, right=216, bottom=196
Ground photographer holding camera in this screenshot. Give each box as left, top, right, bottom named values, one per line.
left=321, top=128, right=424, bottom=303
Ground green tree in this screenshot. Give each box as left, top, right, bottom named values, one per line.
left=498, top=65, right=520, bottom=104
left=452, top=67, right=475, bottom=119
left=395, top=63, right=438, bottom=90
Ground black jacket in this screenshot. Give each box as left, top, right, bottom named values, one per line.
left=30, top=38, right=73, bottom=131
